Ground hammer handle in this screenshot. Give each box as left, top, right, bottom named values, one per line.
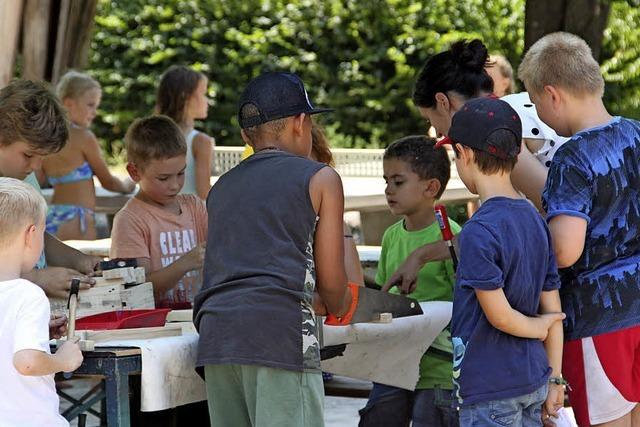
left=67, top=294, right=78, bottom=339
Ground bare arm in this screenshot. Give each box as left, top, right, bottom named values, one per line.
left=548, top=215, right=587, bottom=268
left=511, top=140, right=548, bottom=213
left=43, top=232, right=100, bottom=273
left=310, top=168, right=352, bottom=317
left=343, top=223, right=364, bottom=285
left=192, top=133, right=214, bottom=200
left=13, top=340, right=82, bottom=376
left=83, top=132, right=135, bottom=194
left=138, top=243, right=205, bottom=300
left=539, top=289, right=565, bottom=420
left=475, top=288, right=565, bottom=339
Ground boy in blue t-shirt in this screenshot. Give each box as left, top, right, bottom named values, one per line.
left=437, top=97, right=565, bottom=426
left=359, top=136, right=460, bottom=427
left=519, top=32, right=640, bottom=427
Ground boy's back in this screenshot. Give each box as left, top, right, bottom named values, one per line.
left=194, top=150, right=326, bottom=371
left=452, top=197, right=559, bottom=404
left=0, top=279, right=67, bottom=426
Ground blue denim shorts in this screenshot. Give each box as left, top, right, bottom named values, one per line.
left=458, top=383, right=548, bottom=427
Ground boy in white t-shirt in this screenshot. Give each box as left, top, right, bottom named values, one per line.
left=0, top=178, right=83, bottom=427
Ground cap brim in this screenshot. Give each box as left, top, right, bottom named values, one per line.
left=434, top=136, right=453, bottom=149
left=307, top=107, right=334, bottom=115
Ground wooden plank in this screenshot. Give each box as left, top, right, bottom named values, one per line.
left=79, top=324, right=183, bottom=342
left=121, top=282, right=155, bottom=309
left=102, top=267, right=137, bottom=283
left=166, top=309, right=193, bottom=323
left=0, top=0, right=24, bottom=87
left=22, top=0, right=51, bottom=81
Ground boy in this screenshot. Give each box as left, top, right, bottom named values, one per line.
left=0, top=80, right=99, bottom=300
left=0, top=177, right=83, bottom=426
left=360, top=136, right=460, bottom=427
left=437, top=97, right=565, bottom=426
left=519, top=32, right=640, bottom=427
left=110, top=115, right=207, bottom=308
left=193, top=72, right=352, bottom=427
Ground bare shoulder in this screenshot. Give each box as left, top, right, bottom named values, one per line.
left=193, top=131, right=213, bottom=146
left=309, top=165, right=341, bottom=189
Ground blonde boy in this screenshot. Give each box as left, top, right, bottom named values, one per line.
left=110, top=116, right=207, bottom=308
left=519, top=32, right=640, bottom=427
left=0, top=178, right=83, bottom=426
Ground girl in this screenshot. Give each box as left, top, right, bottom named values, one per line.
left=157, top=66, right=215, bottom=200
left=42, top=71, right=135, bottom=241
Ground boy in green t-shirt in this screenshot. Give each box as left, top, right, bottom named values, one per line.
left=359, top=135, right=459, bottom=427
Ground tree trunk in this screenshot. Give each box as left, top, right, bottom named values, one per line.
left=22, top=0, right=52, bottom=81
left=0, top=0, right=25, bottom=87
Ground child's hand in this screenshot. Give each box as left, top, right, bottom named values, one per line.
left=57, top=338, right=84, bottom=372
left=382, top=252, right=421, bottom=294
left=181, top=243, right=206, bottom=272
left=31, top=267, right=94, bottom=299
left=535, top=312, right=566, bottom=340
left=312, top=292, right=327, bottom=316
left=542, top=383, right=565, bottom=426
left=49, top=313, right=68, bottom=339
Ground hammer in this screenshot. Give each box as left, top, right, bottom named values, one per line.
left=63, top=279, right=81, bottom=379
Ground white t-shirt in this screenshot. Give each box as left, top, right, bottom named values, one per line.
left=0, top=279, right=68, bottom=426
left=502, top=92, right=569, bottom=167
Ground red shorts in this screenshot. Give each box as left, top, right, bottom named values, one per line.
left=563, top=325, right=640, bottom=426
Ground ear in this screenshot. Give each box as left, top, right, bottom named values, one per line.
left=423, top=178, right=442, bottom=199
left=434, top=92, right=450, bottom=112
left=240, top=129, right=254, bottom=147
left=455, top=144, right=473, bottom=165
left=126, top=162, right=142, bottom=182
left=24, top=224, right=37, bottom=249
left=291, top=113, right=306, bottom=138
left=543, top=85, right=563, bottom=109
left=62, top=97, right=75, bottom=111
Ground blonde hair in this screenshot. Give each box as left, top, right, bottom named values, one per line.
left=56, top=70, right=101, bottom=100
left=518, top=32, right=604, bottom=97
left=0, top=178, right=46, bottom=249
left=488, top=54, right=515, bottom=95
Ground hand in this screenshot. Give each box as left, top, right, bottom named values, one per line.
left=49, top=313, right=68, bottom=340
left=73, top=254, right=101, bottom=275
left=542, top=383, right=565, bottom=426
left=382, top=250, right=423, bottom=294
left=56, top=337, right=84, bottom=372
left=180, top=243, right=206, bottom=272
left=30, top=267, right=95, bottom=299
left=535, top=312, right=566, bottom=340
left=312, top=292, right=327, bottom=316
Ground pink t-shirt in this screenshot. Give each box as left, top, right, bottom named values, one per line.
left=110, top=194, right=207, bottom=308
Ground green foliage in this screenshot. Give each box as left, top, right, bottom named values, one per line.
left=89, top=0, right=638, bottom=159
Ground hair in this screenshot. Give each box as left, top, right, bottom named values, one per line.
left=384, top=135, right=451, bottom=199
left=239, top=103, right=288, bottom=144
left=0, top=80, right=68, bottom=153
left=413, top=39, right=494, bottom=108
left=453, top=129, right=518, bottom=175
left=56, top=70, right=101, bottom=100
left=518, top=32, right=604, bottom=97
left=157, top=66, right=206, bottom=125
left=125, top=115, right=186, bottom=169
left=487, top=54, right=516, bottom=95
left=0, top=177, right=47, bottom=249
left=311, top=121, right=334, bottom=166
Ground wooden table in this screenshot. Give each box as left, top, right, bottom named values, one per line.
left=57, top=347, right=142, bottom=427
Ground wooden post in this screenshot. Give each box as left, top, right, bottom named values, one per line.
left=51, top=0, right=70, bottom=84
left=22, top=0, right=52, bottom=81
left=0, top=0, right=25, bottom=87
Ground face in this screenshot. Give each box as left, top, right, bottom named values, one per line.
left=65, top=88, right=101, bottom=128
left=418, top=105, right=453, bottom=138
left=383, top=158, right=433, bottom=216
left=0, top=141, right=48, bottom=180
left=129, top=155, right=186, bottom=205
left=187, top=78, right=209, bottom=120
left=453, top=145, right=477, bottom=195
left=22, top=216, right=45, bottom=273
left=485, top=66, right=511, bottom=97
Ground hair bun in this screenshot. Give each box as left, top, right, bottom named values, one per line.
left=450, top=39, right=489, bottom=72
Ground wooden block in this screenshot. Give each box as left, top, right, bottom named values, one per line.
left=370, top=312, right=392, bottom=323
left=80, top=324, right=183, bottom=342
left=56, top=338, right=96, bottom=351
left=122, top=282, right=155, bottom=309
left=166, top=309, right=193, bottom=323
left=134, top=267, right=146, bottom=284
left=102, top=267, right=136, bottom=283
left=93, top=276, right=127, bottom=287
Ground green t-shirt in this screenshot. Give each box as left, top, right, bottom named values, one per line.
left=375, top=218, right=461, bottom=390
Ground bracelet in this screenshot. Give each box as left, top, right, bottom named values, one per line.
left=344, top=234, right=353, bottom=238
left=549, top=376, right=571, bottom=391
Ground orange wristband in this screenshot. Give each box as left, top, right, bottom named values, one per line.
left=324, top=283, right=359, bottom=326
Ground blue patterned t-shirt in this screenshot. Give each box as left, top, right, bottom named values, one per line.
left=543, top=117, right=640, bottom=341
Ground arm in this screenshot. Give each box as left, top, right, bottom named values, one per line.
left=343, top=222, right=364, bottom=285
left=13, top=340, right=82, bottom=376
left=475, top=288, right=564, bottom=339
left=138, top=244, right=205, bottom=299
left=548, top=215, right=587, bottom=268
left=83, top=132, right=135, bottom=194
left=43, top=231, right=100, bottom=273
left=311, top=167, right=352, bottom=316
left=192, top=133, right=214, bottom=200
left=511, top=141, right=548, bottom=213
left=539, top=289, right=565, bottom=421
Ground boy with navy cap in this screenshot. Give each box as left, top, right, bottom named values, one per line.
left=193, top=72, right=352, bottom=427
left=437, top=97, right=566, bottom=426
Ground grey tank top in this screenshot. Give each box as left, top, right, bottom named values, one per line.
left=194, top=149, right=326, bottom=372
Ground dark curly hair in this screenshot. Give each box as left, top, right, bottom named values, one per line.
left=384, top=135, right=451, bottom=199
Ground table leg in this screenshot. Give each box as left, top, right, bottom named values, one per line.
left=104, top=358, right=132, bottom=427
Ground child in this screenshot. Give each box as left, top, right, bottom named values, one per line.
left=110, top=115, right=207, bottom=309
left=485, top=54, right=515, bottom=97
left=519, top=32, right=640, bottom=427
left=193, top=72, right=352, bottom=427
left=437, top=97, right=565, bottom=426
left=0, top=79, right=98, bottom=299
left=359, top=136, right=460, bottom=427
left=42, top=71, right=135, bottom=240
left=0, top=177, right=83, bottom=426
left=157, top=65, right=215, bottom=200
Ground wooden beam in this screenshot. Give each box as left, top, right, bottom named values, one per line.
left=22, top=0, right=51, bottom=81
left=0, top=0, right=25, bottom=87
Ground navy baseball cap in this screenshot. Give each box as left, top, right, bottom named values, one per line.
left=435, top=97, right=522, bottom=159
left=238, top=72, right=333, bottom=129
